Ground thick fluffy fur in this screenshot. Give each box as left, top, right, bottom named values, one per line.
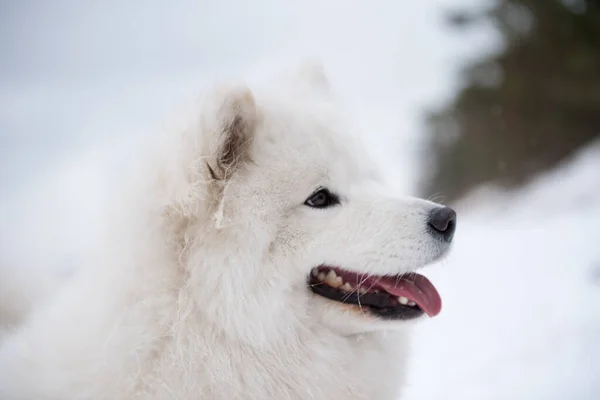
left=0, top=64, right=451, bottom=399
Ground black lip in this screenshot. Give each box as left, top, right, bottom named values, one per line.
left=308, top=276, right=424, bottom=321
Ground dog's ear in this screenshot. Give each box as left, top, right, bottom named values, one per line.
left=297, top=61, right=330, bottom=94
left=204, top=84, right=258, bottom=181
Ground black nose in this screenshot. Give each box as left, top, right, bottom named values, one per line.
left=427, top=206, right=457, bottom=243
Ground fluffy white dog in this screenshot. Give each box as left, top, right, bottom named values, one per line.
left=0, top=64, right=456, bottom=399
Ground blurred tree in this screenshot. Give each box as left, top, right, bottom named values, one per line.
left=420, top=0, right=600, bottom=203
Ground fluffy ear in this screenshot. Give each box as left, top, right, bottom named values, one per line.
left=296, top=60, right=330, bottom=94
left=204, top=85, right=258, bottom=181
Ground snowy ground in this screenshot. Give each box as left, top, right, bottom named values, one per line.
left=403, top=142, right=600, bottom=400
left=1, top=1, right=599, bottom=398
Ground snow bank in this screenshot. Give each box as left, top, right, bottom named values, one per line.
left=403, top=141, right=600, bottom=400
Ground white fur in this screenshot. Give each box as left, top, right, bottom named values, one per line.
left=0, top=64, right=452, bottom=399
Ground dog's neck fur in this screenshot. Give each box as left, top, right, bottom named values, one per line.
left=55, top=237, right=408, bottom=400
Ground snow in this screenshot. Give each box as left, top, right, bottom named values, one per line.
left=403, top=141, right=600, bottom=400
left=1, top=0, right=599, bottom=398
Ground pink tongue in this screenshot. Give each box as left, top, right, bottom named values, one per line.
left=376, top=274, right=442, bottom=317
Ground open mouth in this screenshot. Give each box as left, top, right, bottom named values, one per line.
left=308, top=266, right=442, bottom=320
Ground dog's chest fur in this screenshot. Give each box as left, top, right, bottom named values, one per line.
left=131, top=327, right=407, bottom=399
left=0, top=271, right=408, bottom=400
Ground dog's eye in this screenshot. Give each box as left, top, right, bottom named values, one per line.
left=304, top=188, right=340, bottom=209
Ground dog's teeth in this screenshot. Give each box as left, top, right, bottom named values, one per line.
left=341, top=282, right=353, bottom=292
left=317, top=273, right=326, bottom=282
left=312, top=270, right=319, bottom=277
left=407, top=301, right=416, bottom=307
left=398, top=296, right=409, bottom=305
left=358, top=286, right=368, bottom=294
left=325, top=270, right=342, bottom=288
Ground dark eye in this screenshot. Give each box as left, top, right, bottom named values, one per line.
left=304, top=188, right=340, bottom=209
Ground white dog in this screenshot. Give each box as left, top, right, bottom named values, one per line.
left=0, top=64, right=456, bottom=399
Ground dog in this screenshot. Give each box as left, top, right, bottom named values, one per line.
left=0, top=63, right=456, bottom=399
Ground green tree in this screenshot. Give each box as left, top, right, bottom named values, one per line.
left=420, top=0, right=600, bottom=203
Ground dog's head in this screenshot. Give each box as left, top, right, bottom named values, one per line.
left=163, top=63, right=455, bottom=340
